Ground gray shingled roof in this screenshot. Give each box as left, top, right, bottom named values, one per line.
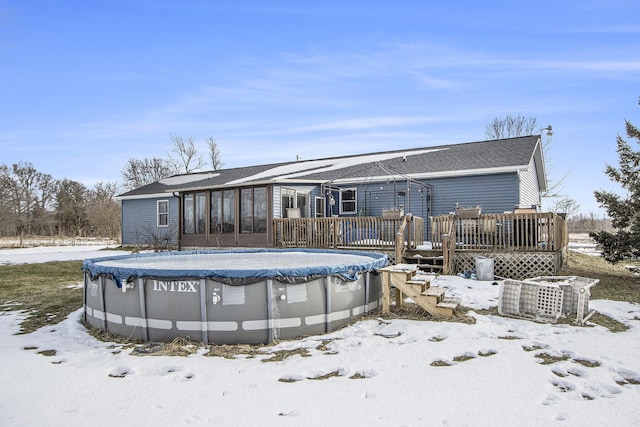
left=117, top=136, right=541, bottom=198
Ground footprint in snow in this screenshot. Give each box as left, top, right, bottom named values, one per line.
left=571, top=357, right=601, bottom=368
left=108, top=367, right=131, bottom=378
left=541, top=393, right=559, bottom=406
left=549, top=378, right=576, bottom=393
left=615, top=369, right=640, bottom=386
left=552, top=366, right=587, bottom=379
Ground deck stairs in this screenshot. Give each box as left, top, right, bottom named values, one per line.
left=379, top=264, right=461, bottom=318
left=402, top=249, right=445, bottom=273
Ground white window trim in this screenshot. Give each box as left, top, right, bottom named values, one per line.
left=339, top=188, right=357, bottom=214
left=157, top=200, right=169, bottom=227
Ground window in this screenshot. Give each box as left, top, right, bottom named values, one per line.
left=183, top=192, right=206, bottom=234
left=183, top=194, right=194, bottom=234
left=281, top=188, right=309, bottom=218
left=240, top=187, right=268, bottom=234
left=157, top=200, right=169, bottom=227
left=241, top=188, right=253, bottom=233
left=210, top=191, right=222, bottom=233
left=315, top=197, right=324, bottom=217
left=211, top=190, right=235, bottom=234
left=195, top=192, right=206, bottom=234
left=254, top=187, right=267, bottom=233
left=340, top=188, right=357, bottom=214
left=281, top=188, right=295, bottom=217
left=296, top=192, right=307, bottom=217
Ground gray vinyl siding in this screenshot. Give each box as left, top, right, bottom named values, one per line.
left=428, top=173, right=520, bottom=215
left=356, top=182, right=406, bottom=216
left=518, top=157, right=541, bottom=209
left=353, top=173, right=519, bottom=218
left=121, top=197, right=179, bottom=246
left=272, top=186, right=281, bottom=219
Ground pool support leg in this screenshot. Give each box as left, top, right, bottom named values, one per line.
left=99, top=276, right=107, bottom=332
left=137, top=278, right=148, bottom=342
left=267, top=279, right=274, bottom=344
left=325, top=276, right=332, bottom=333
left=199, top=279, right=208, bottom=345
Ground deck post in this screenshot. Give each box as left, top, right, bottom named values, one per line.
left=381, top=269, right=391, bottom=315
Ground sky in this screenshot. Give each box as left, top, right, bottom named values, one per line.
left=1, top=245, right=640, bottom=426
left=1, top=1, right=639, bottom=216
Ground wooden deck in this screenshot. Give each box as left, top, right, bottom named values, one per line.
left=273, top=212, right=568, bottom=277
left=430, top=212, right=569, bottom=276
left=430, top=212, right=568, bottom=252
left=272, top=215, right=424, bottom=262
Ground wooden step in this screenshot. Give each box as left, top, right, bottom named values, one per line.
left=381, top=264, right=457, bottom=318
left=415, top=264, right=444, bottom=271
left=406, top=279, right=430, bottom=293
left=422, top=286, right=446, bottom=300
left=434, top=297, right=461, bottom=317
left=403, top=253, right=445, bottom=273
left=437, top=297, right=461, bottom=310
left=408, top=254, right=444, bottom=261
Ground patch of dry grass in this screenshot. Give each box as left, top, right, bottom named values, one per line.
left=558, top=251, right=640, bottom=303
left=535, top=352, right=571, bottom=365
left=0, top=261, right=83, bottom=334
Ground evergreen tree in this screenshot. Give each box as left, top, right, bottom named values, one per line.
left=590, top=100, right=640, bottom=263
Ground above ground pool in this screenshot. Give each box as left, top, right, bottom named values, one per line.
left=82, top=249, right=388, bottom=344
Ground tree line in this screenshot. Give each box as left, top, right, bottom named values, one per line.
left=0, top=161, right=121, bottom=242
left=0, top=136, right=223, bottom=243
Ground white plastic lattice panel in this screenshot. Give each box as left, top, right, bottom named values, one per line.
left=498, top=279, right=564, bottom=322
left=498, top=280, right=523, bottom=317
left=518, top=282, right=540, bottom=318
left=534, top=285, right=564, bottom=322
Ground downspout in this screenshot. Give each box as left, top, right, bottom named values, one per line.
left=173, top=192, right=182, bottom=250
left=516, top=169, right=522, bottom=210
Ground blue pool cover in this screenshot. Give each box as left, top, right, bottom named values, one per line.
left=83, top=248, right=388, bottom=287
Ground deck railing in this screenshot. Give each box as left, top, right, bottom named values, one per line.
left=430, top=212, right=568, bottom=252
left=272, top=215, right=424, bottom=253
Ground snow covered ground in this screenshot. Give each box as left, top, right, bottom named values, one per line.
left=567, top=233, right=601, bottom=257
left=0, top=245, right=130, bottom=266
left=1, top=247, right=639, bottom=426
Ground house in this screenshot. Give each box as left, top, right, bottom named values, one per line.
left=116, top=135, right=546, bottom=249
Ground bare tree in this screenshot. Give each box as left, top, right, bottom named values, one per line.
left=485, top=114, right=538, bottom=140
left=87, top=181, right=121, bottom=239
left=485, top=114, right=569, bottom=205
left=549, top=196, right=580, bottom=218
left=168, top=134, right=205, bottom=174
left=0, top=162, right=53, bottom=240
left=32, top=173, right=57, bottom=235
left=206, top=137, right=224, bottom=170
left=55, top=179, right=89, bottom=237
left=121, top=157, right=172, bottom=190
